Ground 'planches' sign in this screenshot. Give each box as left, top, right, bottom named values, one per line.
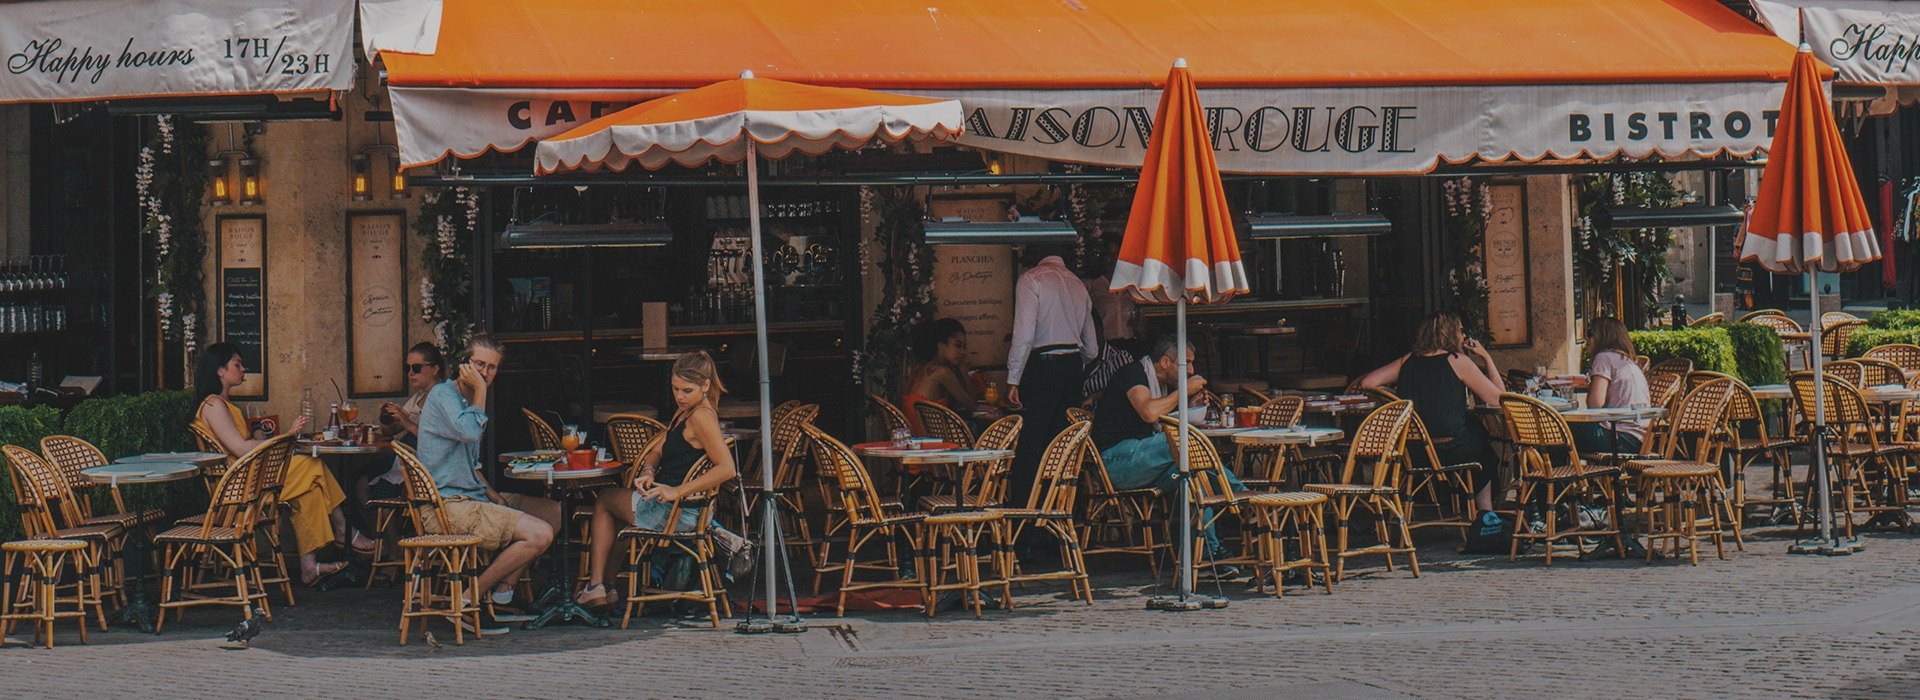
left=393, top=82, right=1785, bottom=175
left=0, top=0, right=353, bottom=103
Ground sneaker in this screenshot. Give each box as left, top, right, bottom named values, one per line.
left=1195, top=565, right=1246, bottom=582
left=461, top=611, right=512, bottom=635
left=489, top=602, right=536, bottom=622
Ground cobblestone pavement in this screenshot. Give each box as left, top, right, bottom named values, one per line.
left=2, top=520, right=1918, bottom=699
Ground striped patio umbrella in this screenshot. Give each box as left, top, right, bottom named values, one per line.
left=536, top=72, right=963, bottom=625
left=1736, top=45, right=1878, bottom=554
left=1110, top=59, right=1248, bottom=607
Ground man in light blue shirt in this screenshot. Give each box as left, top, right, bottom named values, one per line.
left=415, top=335, right=558, bottom=632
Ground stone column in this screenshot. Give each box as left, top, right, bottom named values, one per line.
left=1486, top=174, right=1578, bottom=376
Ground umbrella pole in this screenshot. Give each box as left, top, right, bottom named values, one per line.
left=738, top=146, right=803, bottom=631
left=1177, top=297, right=1192, bottom=600
left=1791, top=270, right=1858, bottom=556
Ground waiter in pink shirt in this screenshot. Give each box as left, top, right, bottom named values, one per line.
left=1005, top=253, right=1099, bottom=506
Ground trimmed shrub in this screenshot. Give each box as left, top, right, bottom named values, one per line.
left=1722, top=322, right=1787, bottom=387
left=1629, top=327, right=1739, bottom=376
left=1867, top=309, right=1920, bottom=330
left=63, top=390, right=205, bottom=518
left=1848, top=328, right=1920, bottom=358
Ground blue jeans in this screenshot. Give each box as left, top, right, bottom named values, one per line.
left=1570, top=424, right=1643, bottom=455
left=1100, top=435, right=1246, bottom=556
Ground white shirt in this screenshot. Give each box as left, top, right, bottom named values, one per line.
left=1006, top=256, right=1098, bottom=385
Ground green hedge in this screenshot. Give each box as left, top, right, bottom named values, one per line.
left=1867, top=309, right=1920, bottom=330
left=1848, top=328, right=1920, bottom=358
left=1723, top=322, right=1788, bottom=387
left=0, top=390, right=208, bottom=540
left=1630, top=327, right=1739, bottom=376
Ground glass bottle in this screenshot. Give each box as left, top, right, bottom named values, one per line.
left=299, top=388, right=316, bottom=436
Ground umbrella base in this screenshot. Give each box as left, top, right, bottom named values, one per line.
left=1788, top=539, right=1865, bottom=556
left=1147, top=594, right=1228, bottom=611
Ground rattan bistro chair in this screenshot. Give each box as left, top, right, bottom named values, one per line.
left=1157, top=416, right=1261, bottom=584
left=1824, top=319, right=1868, bottom=361
left=188, top=422, right=236, bottom=487
left=735, top=404, right=821, bottom=557
left=919, top=415, right=1021, bottom=513
left=1790, top=372, right=1908, bottom=537
left=40, top=436, right=168, bottom=529
left=154, top=434, right=293, bottom=633
left=1, top=445, right=117, bottom=631
left=522, top=407, right=563, bottom=451
left=990, top=421, right=1094, bottom=605
left=618, top=448, right=733, bottom=629
left=1498, top=393, right=1625, bottom=565
left=1077, top=430, right=1169, bottom=578
left=805, top=424, right=929, bottom=617
left=1400, top=413, right=1481, bottom=539
left=1739, top=309, right=1789, bottom=322
left=913, top=400, right=978, bottom=450
left=1856, top=358, right=1906, bottom=388
left=390, top=443, right=486, bottom=645
left=1303, top=401, right=1420, bottom=582
left=1689, top=312, right=1725, bottom=326
left=869, top=394, right=916, bottom=438
left=1826, top=359, right=1866, bottom=388
left=1649, top=357, right=1695, bottom=376
left=1627, top=379, right=1740, bottom=564
left=1865, top=344, right=1920, bottom=374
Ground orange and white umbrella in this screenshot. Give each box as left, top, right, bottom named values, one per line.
left=534, top=73, right=963, bottom=623
left=1110, top=59, right=1246, bottom=608
left=1109, top=59, right=1249, bottom=305
left=1736, top=45, right=1878, bottom=553
left=1737, top=46, right=1878, bottom=274
left=535, top=73, right=962, bottom=174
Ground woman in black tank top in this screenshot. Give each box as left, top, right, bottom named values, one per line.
left=1357, top=312, right=1505, bottom=515
left=578, top=352, right=748, bottom=607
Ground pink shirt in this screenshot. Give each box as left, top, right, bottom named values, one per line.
left=1588, top=350, right=1650, bottom=439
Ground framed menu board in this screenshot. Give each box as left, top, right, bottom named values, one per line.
left=932, top=244, right=1015, bottom=369
left=218, top=215, right=268, bottom=398
left=1483, top=182, right=1531, bottom=347
left=347, top=212, right=408, bottom=396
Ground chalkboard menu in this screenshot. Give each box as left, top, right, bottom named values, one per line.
left=218, top=216, right=268, bottom=397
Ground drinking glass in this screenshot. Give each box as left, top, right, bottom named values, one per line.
left=561, top=424, right=582, bottom=450
left=339, top=399, right=359, bottom=424
left=891, top=427, right=912, bottom=449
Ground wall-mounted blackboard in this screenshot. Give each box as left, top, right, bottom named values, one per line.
left=218, top=215, right=268, bottom=398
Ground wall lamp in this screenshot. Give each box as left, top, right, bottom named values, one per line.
left=1238, top=213, right=1392, bottom=239
left=497, top=217, right=675, bottom=250
left=923, top=216, right=1078, bottom=245
left=1590, top=204, right=1746, bottom=230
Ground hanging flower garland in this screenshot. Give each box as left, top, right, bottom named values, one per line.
left=1573, top=171, right=1691, bottom=323
left=139, top=115, right=209, bottom=352
left=850, top=185, right=936, bottom=392
left=1062, top=177, right=1133, bottom=277
left=1441, top=176, right=1491, bottom=334
left=415, top=186, right=481, bottom=353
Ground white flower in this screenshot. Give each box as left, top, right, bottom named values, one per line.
left=156, top=116, right=174, bottom=154
left=156, top=292, right=174, bottom=332
left=181, top=313, right=198, bottom=351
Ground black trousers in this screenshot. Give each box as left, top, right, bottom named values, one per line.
left=1009, top=351, right=1084, bottom=508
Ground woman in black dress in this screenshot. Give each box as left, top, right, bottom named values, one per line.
left=1357, top=311, right=1504, bottom=516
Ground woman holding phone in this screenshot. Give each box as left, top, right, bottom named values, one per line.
left=1357, top=311, right=1503, bottom=516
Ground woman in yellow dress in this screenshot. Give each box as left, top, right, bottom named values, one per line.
left=192, top=342, right=374, bottom=585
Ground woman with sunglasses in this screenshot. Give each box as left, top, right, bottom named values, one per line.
left=366, top=342, right=446, bottom=499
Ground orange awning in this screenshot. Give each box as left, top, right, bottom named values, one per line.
left=384, top=0, right=1801, bottom=91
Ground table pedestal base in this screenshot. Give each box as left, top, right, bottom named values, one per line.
left=110, top=533, right=159, bottom=633
left=523, top=585, right=609, bottom=630
left=1788, top=539, right=1865, bottom=556
left=1146, top=594, right=1227, bottom=611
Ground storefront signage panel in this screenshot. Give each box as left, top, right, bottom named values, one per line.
left=1482, top=183, right=1531, bottom=347
left=0, top=0, right=353, bottom=103
left=347, top=212, right=407, bottom=397
left=393, top=82, right=1785, bottom=174
left=1755, top=1, right=1920, bottom=85
left=927, top=218, right=1015, bottom=371
left=218, top=215, right=268, bottom=399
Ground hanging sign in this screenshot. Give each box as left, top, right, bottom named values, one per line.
left=0, top=0, right=354, bottom=103
left=1755, top=0, right=1920, bottom=85
left=347, top=212, right=408, bottom=397
left=218, top=215, right=268, bottom=398
left=393, top=81, right=1785, bottom=174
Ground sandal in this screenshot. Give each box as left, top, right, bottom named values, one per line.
left=346, top=529, right=378, bottom=556
left=575, top=583, right=609, bottom=608
left=300, top=561, right=349, bottom=587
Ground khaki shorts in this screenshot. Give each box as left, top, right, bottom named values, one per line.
left=422, top=494, right=538, bottom=552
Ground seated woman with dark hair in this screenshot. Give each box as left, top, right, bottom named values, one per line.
left=901, top=317, right=990, bottom=434
left=191, top=342, right=374, bottom=586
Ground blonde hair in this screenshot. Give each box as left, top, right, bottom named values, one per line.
left=1411, top=311, right=1466, bottom=356
left=672, top=351, right=726, bottom=409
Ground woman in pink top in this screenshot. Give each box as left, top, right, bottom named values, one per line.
left=1573, top=317, right=1651, bottom=454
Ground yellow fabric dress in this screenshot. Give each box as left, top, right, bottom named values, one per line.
left=191, top=395, right=347, bottom=556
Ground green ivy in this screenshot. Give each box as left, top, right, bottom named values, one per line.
left=416, top=188, right=481, bottom=355
left=1722, top=323, right=1787, bottom=387
left=1630, top=327, right=1738, bottom=376
left=851, top=186, right=936, bottom=395
left=1573, top=172, right=1690, bottom=325
left=1866, top=309, right=1920, bottom=330
left=1847, top=328, right=1920, bottom=357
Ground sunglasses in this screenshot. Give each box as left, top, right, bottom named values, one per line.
left=407, top=363, right=440, bottom=374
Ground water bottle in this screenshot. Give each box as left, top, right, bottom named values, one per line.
left=299, top=388, right=316, bottom=436
left=26, top=351, right=42, bottom=394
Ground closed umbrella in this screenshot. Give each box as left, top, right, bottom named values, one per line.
left=1736, top=44, right=1879, bottom=554
left=1108, top=58, right=1249, bottom=607
left=537, top=72, right=963, bottom=624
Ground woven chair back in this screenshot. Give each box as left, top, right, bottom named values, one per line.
left=1634, top=355, right=1651, bottom=370
left=1065, top=407, right=1093, bottom=424
left=1823, top=319, right=1867, bottom=358
left=1023, top=421, right=1092, bottom=512
left=652, top=453, right=722, bottom=536
left=1333, top=400, right=1415, bottom=488
left=1689, top=312, right=1725, bottom=326
left=1256, top=396, right=1305, bottom=428
left=1156, top=417, right=1237, bottom=505
left=1499, top=392, right=1603, bottom=480
left=1789, top=371, right=1872, bottom=427
left=606, top=413, right=667, bottom=467
left=913, top=400, right=976, bottom=448
left=521, top=407, right=562, bottom=450
left=1822, top=311, right=1860, bottom=327
left=198, top=435, right=290, bottom=536
left=1649, top=358, right=1694, bottom=376
left=1685, top=370, right=1736, bottom=391
left=1403, top=412, right=1456, bottom=471
left=971, top=414, right=1023, bottom=504
left=1740, top=308, right=1788, bottom=322
left=37, top=435, right=106, bottom=497
left=1, top=445, right=68, bottom=537
left=1824, top=360, right=1865, bottom=387
left=392, top=442, right=457, bottom=535
left=188, top=422, right=236, bottom=480
left=1748, top=314, right=1802, bottom=334
left=767, top=404, right=822, bottom=490
left=1660, top=378, right=1735, bottom=462
left=770, top=399, right=802, bottom=425
left=1855, top=358, right=1905, bottom=387
left=1648, top=373, right=1684, bottom=410
left=868, top=394, right=915, bottom=438
left=1865, top=344, right=1920, bottom=372
left=1358, top=387, right=1401, bottom=405
left=803, top=424, right=891, bottom=525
